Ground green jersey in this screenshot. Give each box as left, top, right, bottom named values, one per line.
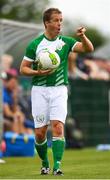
left=24, top=34, right=77, bottom=86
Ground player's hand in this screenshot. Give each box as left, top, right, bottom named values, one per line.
left=36, top=69, right=53, bottom=76
left=76, top=27, right=86, bottom=37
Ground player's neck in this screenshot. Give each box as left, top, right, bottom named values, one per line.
left=44, top=31, right=58, bottom=40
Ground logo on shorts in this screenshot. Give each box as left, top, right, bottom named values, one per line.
left=35, top=115, right=45, bottom=123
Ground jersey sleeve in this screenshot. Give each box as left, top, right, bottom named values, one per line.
left=23, top=40, right=36, bottom=62
left=66, top=37, right=78, bottom=52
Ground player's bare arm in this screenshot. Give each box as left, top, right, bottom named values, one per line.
left=20, top=60, right=52, bottom=76
left=73, top=27, right=94, bottom=53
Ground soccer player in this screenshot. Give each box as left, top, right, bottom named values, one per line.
left=20, top=8, right=94, bottom=175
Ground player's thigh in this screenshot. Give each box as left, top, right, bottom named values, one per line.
left=50, top=86, right=68, bottom=124
left=31, top=86, right=49, bottom=128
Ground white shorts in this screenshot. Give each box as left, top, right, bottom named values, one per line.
left=31, top=85, right=68, bottom=128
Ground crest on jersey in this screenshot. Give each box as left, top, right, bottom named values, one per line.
left=56, top=39, right=65, bottom=51
left=35, top=115, right=45, bottom=123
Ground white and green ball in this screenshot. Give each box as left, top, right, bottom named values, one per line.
left=37, top=49, right=60, bottom=70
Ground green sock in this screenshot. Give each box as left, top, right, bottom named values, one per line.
left=35, top=139, right=49, bottom=168
left=52, top=137, right=65, bottom=171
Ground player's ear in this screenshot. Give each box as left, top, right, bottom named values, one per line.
left=45, top=21, right=50, bottom=28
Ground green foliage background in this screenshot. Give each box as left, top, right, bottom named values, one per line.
left=0, top=0, right=50, bottom=22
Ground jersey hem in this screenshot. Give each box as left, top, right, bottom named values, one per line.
left=31, top=83, right=68, bottom=87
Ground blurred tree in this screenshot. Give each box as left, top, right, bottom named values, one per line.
left=0, top=0, right=50, bottom=23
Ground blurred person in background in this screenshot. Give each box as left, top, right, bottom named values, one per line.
left=20, top=8, right=94, bottom=176
left=94, top=58, right=110, bottom=75
left=1, top=54, right=13, bottom=72
left=1, top=54, right=18, bottom=76
left=84, top=58, right=110, bottom=80
left=2, top=71, right=32, bottom=134
left=76, top=55, right=110, bottom=80
left=2, top=54, right=33, bottom=120
left=68, top=52, right=89, bottom=80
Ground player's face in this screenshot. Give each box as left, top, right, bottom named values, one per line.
left=46, top=13, right=63, bottom=36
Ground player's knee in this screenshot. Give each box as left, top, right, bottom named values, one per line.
left=53, top=122, right=64, bottom=137
left=56, top=125, right=63, bottom=136
left=35, top=131, right=45, bottom=141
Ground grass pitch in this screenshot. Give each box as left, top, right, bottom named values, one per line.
left=0, top=148, right=110, bottom=179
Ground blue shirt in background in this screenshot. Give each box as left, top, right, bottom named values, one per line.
left=3, top=87, right=14, bottom=107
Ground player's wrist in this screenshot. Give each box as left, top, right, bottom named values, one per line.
left=36, top=69, right=42, bottom=75
left=79, top=34, right=86, bottom=39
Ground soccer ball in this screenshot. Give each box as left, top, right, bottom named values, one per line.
left=37, top=49, right=60, bottom=70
